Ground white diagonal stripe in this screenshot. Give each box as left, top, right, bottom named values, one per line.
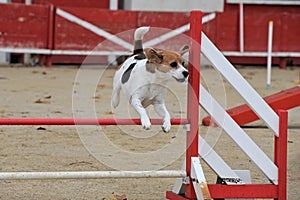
left=56, top=8, right=133, bottom=50
left=201, top=32, right=279, bottom=136
left=144, top=13, right=215, bottom=47
left=200, top=85, right=278, bottom=184
left=144, top=24, right=190, bottom=47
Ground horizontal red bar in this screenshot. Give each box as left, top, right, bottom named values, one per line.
left=166, top=191, right=188, bottom=200
left=167, top=184, right=278, bottom=199
left=0, top=118, right=188, bottom=126
left=208, top=184, right=278, bottom=199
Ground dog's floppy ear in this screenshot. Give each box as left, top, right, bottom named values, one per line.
left=179, top=45, right=189, bottom=68
left=179, top=45, right=190, bottom=56
left=145, top=48, right=163, bottom=64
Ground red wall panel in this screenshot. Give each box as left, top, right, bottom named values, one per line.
left=215, top=5, right=239, bottom=51
left=0, top=3, right=49, bottom=48
left=280, top=12, right=300, bottom=52
left=137, top=11, right=190, bottom=51
left=204, top=4, right=300, bottom=53
left=54, top=7, right=137, bottom=51
left=1, top=3, right=299, bottom=65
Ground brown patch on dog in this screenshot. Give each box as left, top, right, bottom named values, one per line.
left=146, top=62, right=156, bottom=73
left=144, top=48, right=163, bottom=64
left=144, top=48, right=184, bottom=73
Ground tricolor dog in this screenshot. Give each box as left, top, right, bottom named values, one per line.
left=112, top=27, right=189, bottom=132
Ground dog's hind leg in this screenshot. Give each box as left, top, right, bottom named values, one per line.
left=112, top=76, right=121, bottom=108
left=112, top=87, right=121, bottom=108
left=154, top=103, right=171, bottom=133
left=131, top=98, right=151, bottom=130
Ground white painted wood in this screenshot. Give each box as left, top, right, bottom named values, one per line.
left=200, top=85, right=278, bottom=184
left=56, top=8, right=133, bottom=50
left=191, top=157, right=205, bottom=200
left=172, top=160, right=186, bottom=194
left=201, top=32, right=279, bottom=136
left=144, top=13, right=215, bottom=48
left=239, top=2, right=244, bottom=52
left=123, top=0, right=224, bottom=12
left=0, top=13, right=217, bottom=57
left=202, top=13, right=216, bottom=24
left=267, top=21, right=273, bottom=90
left=191, top=157, right=210, bottom=200
left=0, top=52, right=8, bottom=64
left=223, top=51, right=300, bottom=57
left=0, top=170, right=186, bottom=180
left=233, top=170, right=252, bottom=184
left=1, top=47, right=299, bottom=59
left=226, top=170, right=253, bottom=200
left=227, top=0, right=300, bottom=5
left=0, top=48, right=51, bottom=54
left=109, top=0, right=118, bottom=10
left=0, top=48, right=130, bottom=56
left=144, top=24, right=190, bottom=48
left=51, top=50, right=130, bottom=55
left=25, top=0, right=31, bottom=5
left=172, top=143, right=246, bottom=195
left=199, top=135, right=244, bottom=184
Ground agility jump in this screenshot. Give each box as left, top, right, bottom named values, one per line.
left=0, top=11, right=288, bottom=200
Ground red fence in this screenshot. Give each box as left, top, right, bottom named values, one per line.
left=0, top=3, right=50, bottom=49
left=0, top=3, right=299, bottom=66
left=203, top=4, right=300, bottom=52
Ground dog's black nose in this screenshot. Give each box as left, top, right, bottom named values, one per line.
left=182, top=71, right=189, bottom=78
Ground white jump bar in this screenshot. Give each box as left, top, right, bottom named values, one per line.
left=0, top=170, right=186, bottom=180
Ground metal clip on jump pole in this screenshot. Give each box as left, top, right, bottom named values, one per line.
left=166, top=10, right=208, bottom=200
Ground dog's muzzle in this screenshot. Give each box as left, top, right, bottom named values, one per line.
left=173, top=71, right=189, bottom=83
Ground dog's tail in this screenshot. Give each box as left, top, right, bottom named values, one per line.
left=133, top=26, right=150, bottom=55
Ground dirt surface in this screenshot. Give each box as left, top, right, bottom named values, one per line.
left=0, top=64, right=299, bottom=199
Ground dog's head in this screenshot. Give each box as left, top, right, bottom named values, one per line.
left=144, top=47, right=189, bottom=83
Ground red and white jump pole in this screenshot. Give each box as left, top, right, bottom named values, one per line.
left=185, top=10, right=202, bottom=199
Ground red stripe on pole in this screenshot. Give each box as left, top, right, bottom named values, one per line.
left=0, top=118, right=188, bottom=126
left=185, top=11, right=202, bottom=199
left=275, top=110, right=288, bottom=200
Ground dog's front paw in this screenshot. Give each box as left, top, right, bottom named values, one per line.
left=141, top=117, right=151, bottom=130
left=162, top=120, right=171, bottom=133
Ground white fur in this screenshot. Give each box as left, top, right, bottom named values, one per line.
left=112, top=27, right=188, bottom=132
left=134, top=26, right=150, bottom=41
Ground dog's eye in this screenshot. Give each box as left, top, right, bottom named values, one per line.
left=182, top=62, right=185, bottom=66
left=170, top=62, right=177, bottom=68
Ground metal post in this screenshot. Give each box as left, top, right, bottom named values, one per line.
left=267, top=21, right=273, bottom=89
left=23, top=0, right=32, bottom=66
left=239, top=2, right=244, bottom=52
left=46, top=4, right=55, bottom=67
left=109, top=0, right=118, bottom=10
left=185, top=10, right=202, bottom=199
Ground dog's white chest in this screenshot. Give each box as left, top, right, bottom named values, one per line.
left=139, top=84, right=166, bottom=107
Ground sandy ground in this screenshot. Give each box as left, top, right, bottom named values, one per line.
left=0, top=64, right=299, bottom=199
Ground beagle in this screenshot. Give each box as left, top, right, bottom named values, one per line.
left=112, top=27, right=189, bottom=132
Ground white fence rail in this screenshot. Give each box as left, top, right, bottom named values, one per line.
left=0, top=170, right=186, bottom=180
